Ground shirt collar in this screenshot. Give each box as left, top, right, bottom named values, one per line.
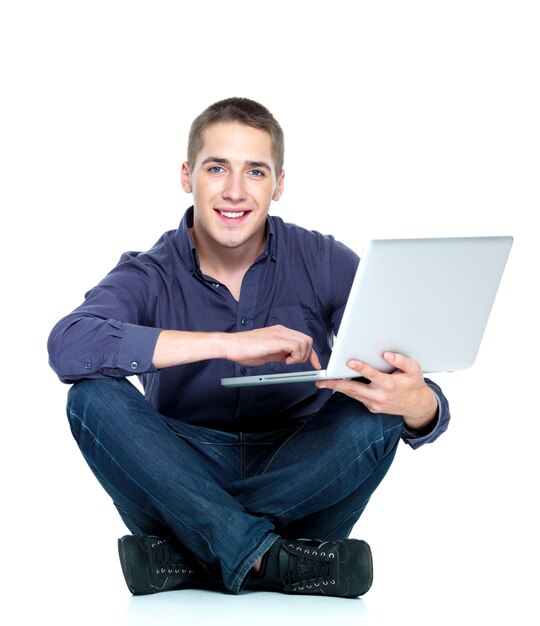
left=174, top=206, right=277, bottom=274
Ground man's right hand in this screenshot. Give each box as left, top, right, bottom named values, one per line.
left=222, top=325, right=321, bottom=369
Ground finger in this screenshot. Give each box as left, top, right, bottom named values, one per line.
left=383, top=352, right=422, bottom=375
left=316, top=377, right=378, bottom=403
left=309, top=348, right=322, bottom=370
left=346, top=359, right=385, bottom=385
left=266, top=325, right=316, bottom=366
left=285, top=335, right=314, bottom=364
left=290, top=331, right=315, bottom=364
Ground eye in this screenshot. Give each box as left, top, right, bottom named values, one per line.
left=249, top=169, right=264, bottom=177
left=208, top=165, right=224, bottom=174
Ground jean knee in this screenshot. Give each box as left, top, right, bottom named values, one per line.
left=66, top=377, right=137, bottom=443
left=68, top=377, right=137, bottom=415
left=327, top=394, right=403, bottom=461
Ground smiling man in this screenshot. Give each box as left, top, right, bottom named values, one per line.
left=48, top=97, right=450, bottom=598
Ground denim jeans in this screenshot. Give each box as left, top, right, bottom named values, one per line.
left=66, top=377, right=403, bottom=593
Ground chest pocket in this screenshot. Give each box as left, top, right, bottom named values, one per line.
left=265, top=305, right=315, bottom=373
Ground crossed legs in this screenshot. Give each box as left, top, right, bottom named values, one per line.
left=67, top=378, right=402, bottom=593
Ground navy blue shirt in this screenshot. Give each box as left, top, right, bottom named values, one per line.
left=48, top=207, right=450, bottom=447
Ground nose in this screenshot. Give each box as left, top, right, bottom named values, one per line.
left=222, top=172, right=247, bottom=202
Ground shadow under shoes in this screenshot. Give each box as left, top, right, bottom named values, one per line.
left=118, top=535, right=211, bottom=595
left=246, top=538, right=373, bottom=598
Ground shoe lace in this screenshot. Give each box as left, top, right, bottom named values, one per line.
left=284, top=543, right=337, bottom=588
left=150, top=539, right=195, bottom=576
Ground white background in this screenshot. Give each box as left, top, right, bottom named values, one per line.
left=1, top=1, right=538, bottom=624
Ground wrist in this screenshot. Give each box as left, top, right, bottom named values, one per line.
left=403, top=389, right=438, bottom=432
left=216, top=331, right=237, bottom=362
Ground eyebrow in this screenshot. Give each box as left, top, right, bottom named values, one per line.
left=201, top=157, right=272, bottom=171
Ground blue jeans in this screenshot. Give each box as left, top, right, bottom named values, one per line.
left=66, top=378, right=403, bottom=593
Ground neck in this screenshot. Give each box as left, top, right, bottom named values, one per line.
left=190, top=228, right=265, bottom=301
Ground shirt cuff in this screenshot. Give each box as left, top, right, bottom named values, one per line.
left=116, top=323, right=162, bottom=375
left=401, top=381, right=450, bottom=449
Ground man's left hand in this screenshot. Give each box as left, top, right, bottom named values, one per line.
left=315, top=352, right=438, bottom=432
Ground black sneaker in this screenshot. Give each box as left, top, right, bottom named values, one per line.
left=118, top=535, right=208, bottom=595
left=246, top=538, right=373, bottom=598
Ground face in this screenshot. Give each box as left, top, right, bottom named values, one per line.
left=181, top=122, right=285, bottom=259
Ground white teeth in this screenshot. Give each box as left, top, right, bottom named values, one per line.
left=219, top=211, right=246, bottom=218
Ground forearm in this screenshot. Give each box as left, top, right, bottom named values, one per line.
left=152, top=330, right=229, bottom=368
left=49, top=317, right=222, bottom=380
left=153, top=325, right=320, bottom=370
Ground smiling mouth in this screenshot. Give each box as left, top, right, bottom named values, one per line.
left=216, top=210, right=250, bottom=219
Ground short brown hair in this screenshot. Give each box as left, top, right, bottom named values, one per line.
left=187, top=97, right=284, bottom=174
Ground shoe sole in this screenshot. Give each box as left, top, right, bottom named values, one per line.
left=348, top=539, right=373, bottom=597
left=118, top=536, right=142, bottom=595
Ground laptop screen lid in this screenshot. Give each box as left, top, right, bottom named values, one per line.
left=325, top=235, right=513, bottom=376
left=221, top=236, right=513, bottom=387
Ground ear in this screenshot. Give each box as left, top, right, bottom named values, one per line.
left=272, top=169, right=285, bottom=201
left=181, top=162, right=192, bottom=193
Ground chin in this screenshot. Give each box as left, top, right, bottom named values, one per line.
left=220, top=238, right=248, bottom=250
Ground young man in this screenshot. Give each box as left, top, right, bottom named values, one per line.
left=48, top=97, right=450, bottom=598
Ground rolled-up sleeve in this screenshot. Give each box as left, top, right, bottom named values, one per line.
left=47, top=253, right=162, bottom=383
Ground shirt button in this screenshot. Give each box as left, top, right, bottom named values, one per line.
left=84, top=361, right=91, bottom=369
left=240, top=367, right=247, bottom=375
left=241, top=317, right=247, bottom=326
left=212, top=282, right=220, bottom=288
left=130, top=361, right=139, bottom=370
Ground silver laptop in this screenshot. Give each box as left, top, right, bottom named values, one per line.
left=221, top=236, right=513, bottom=387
